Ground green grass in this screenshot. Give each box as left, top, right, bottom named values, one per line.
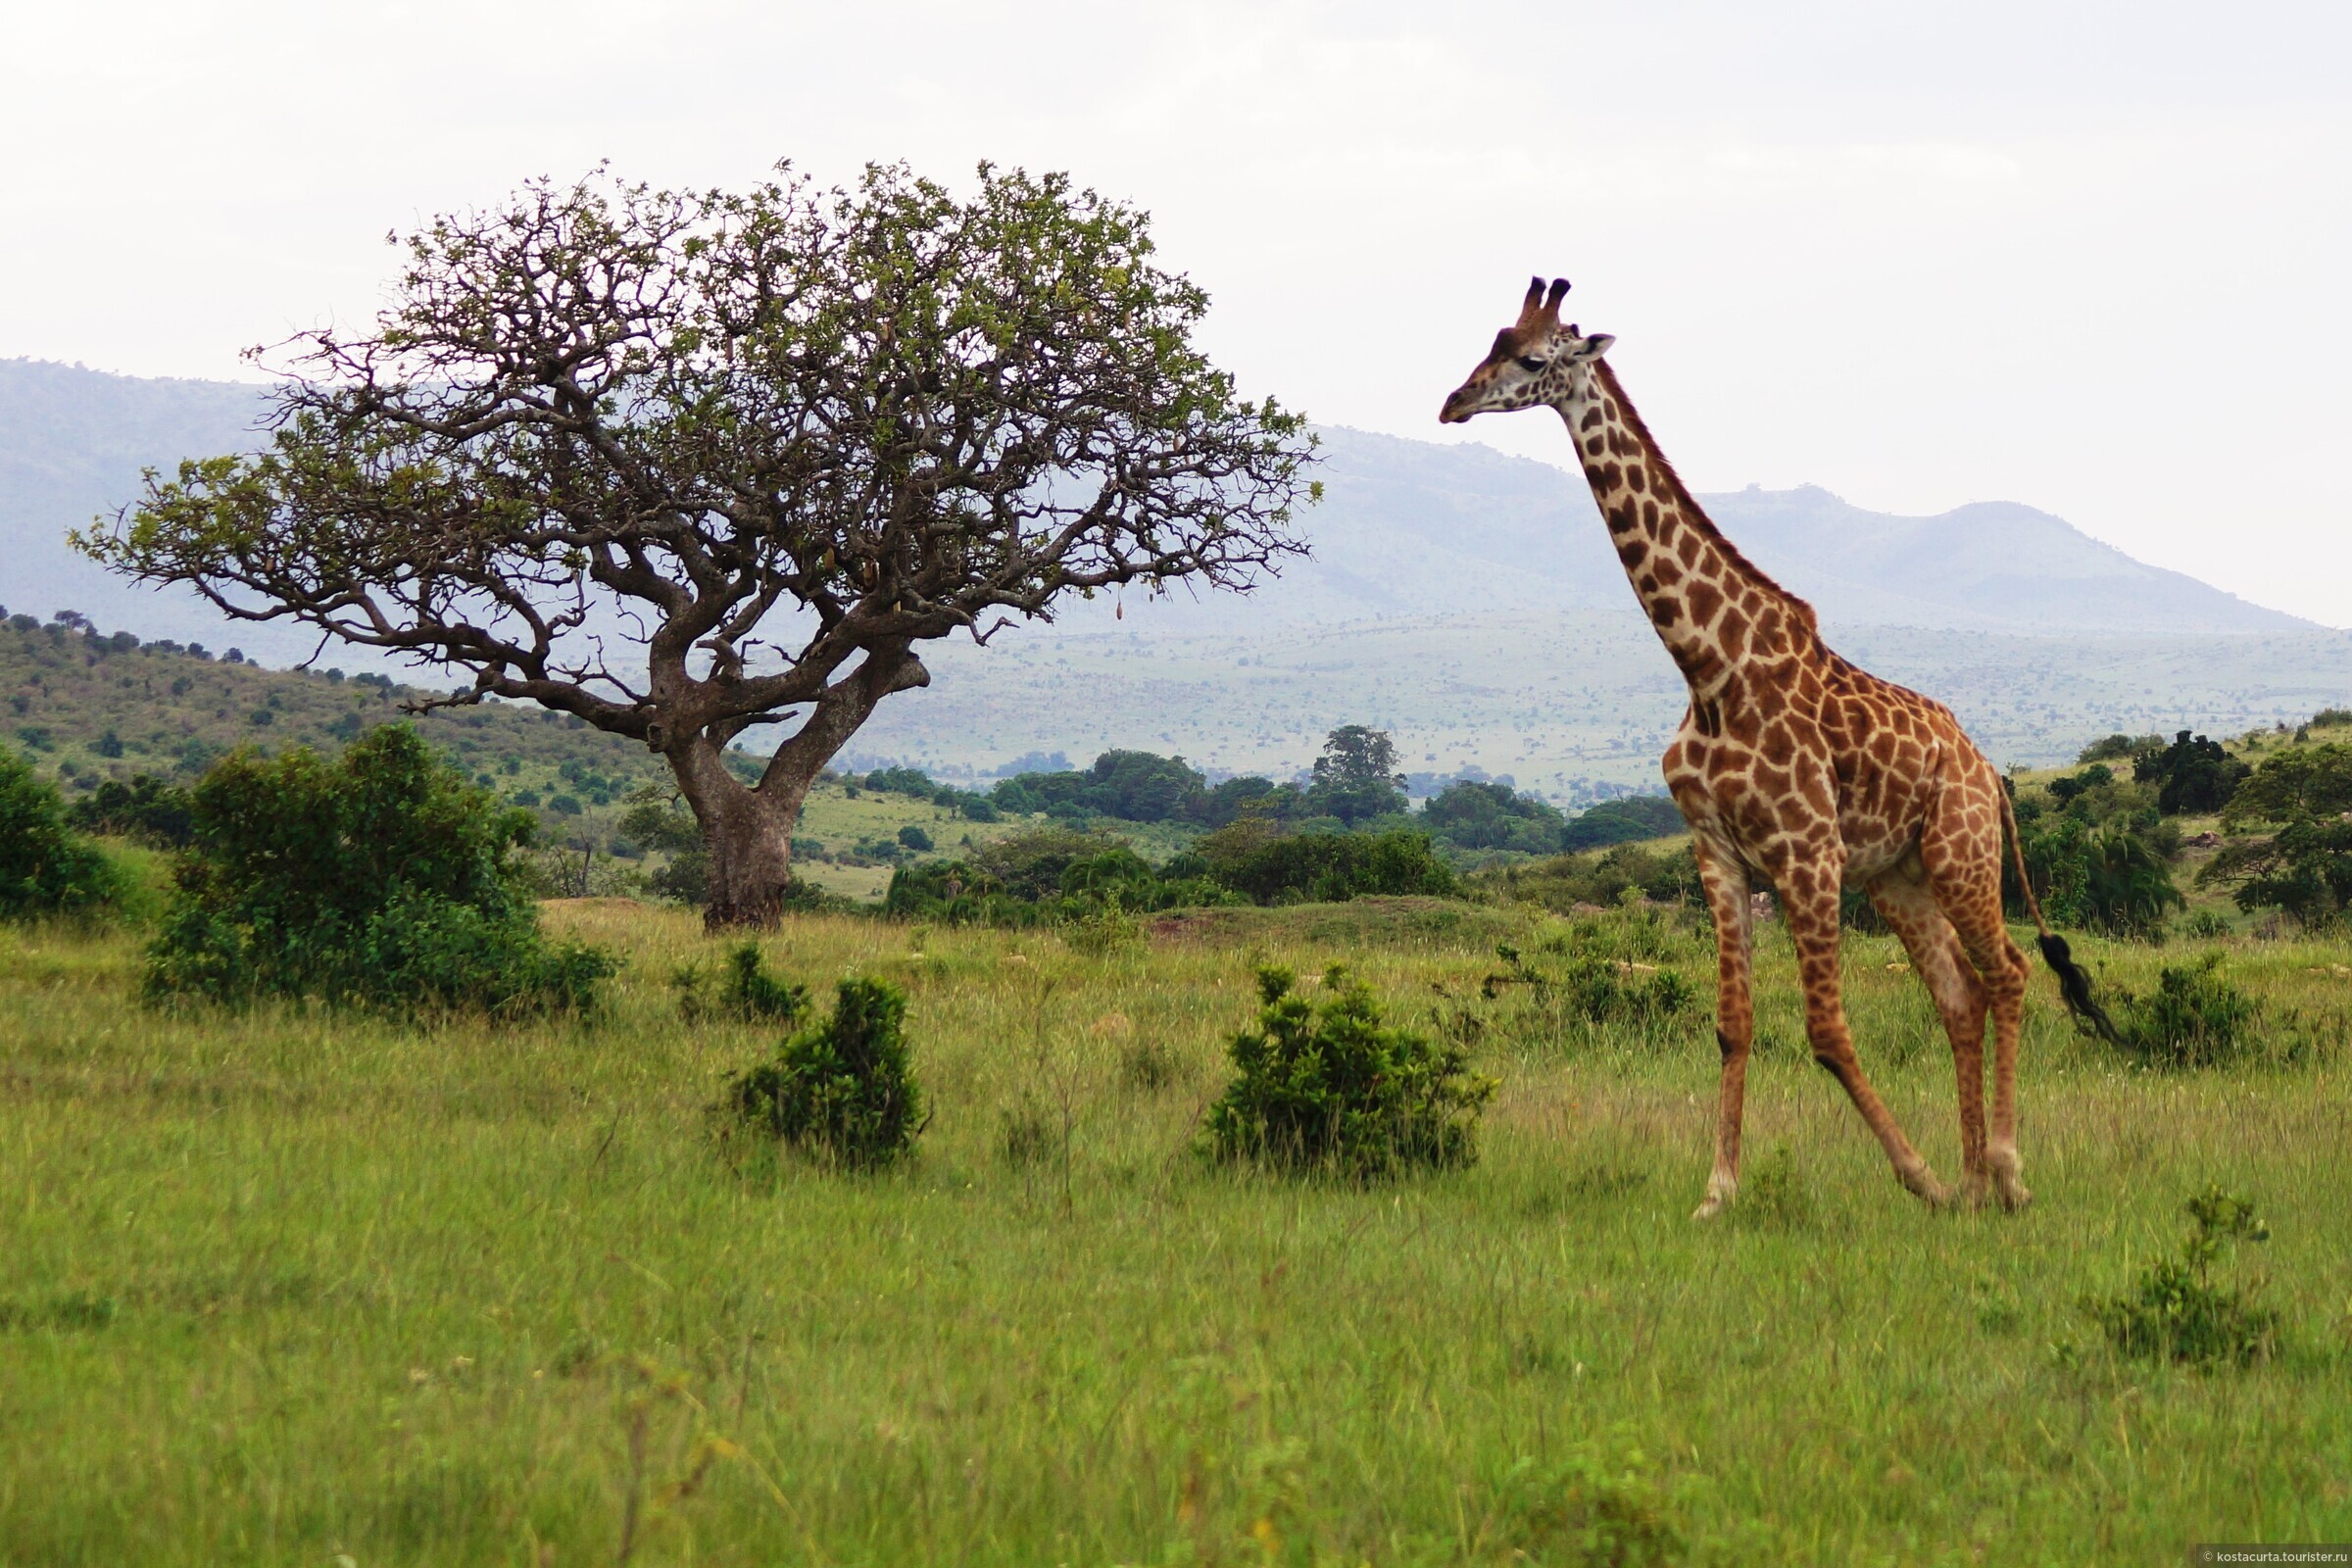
left=4, top=901, right=2349, bottom=1564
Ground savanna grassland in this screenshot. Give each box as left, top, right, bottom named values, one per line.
left=4, top=897, right=2349, bottom=1566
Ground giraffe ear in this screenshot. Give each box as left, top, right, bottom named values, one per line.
left=1570, top=332, right=1617, bottom=362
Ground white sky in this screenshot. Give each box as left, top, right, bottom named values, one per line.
left=5, top=1, right=2347, bottom=620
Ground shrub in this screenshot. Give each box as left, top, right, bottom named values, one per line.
left=2114, top=956, right=2260, bottom=1068
left=619, top=785, right=709, bottom=905
left=1422, top=779, right=1567, bottom=855
left=64, top=773, right=196, bottom=847
left=0, top=744, right=131, bottom=921
left=142, top=726, right=614, bottom=1013
left=2082, top=1188, right=2279, bottom=1367
left=1475, top=841, right=1704, bottom=912
left=2181, top=908, right=2233, bottom=940
left=1738, top=1144, right=1813, bottom=1230
left=2012, top=816, right=2182, bottom=939
left=2135, top=730, right=2249, bottom=816
left=1487, top=1440, right=1686, bottom=1568
left=885, top=835, right=1239, bottom=926
left=1202, top=827, right=1458, bottom=905
left=1059, top=902, right=1143, bottom=956
left=2199, top=744, right=2352, bottom=928
left=1201, top=965, right=1495, bottom=1177
left=2078, top=732, right=2153, bottom=765
left=721, top=978, right=922, bottom=1168
left=1558, top=794, right=1685, bottom=852
left=1486, top=944, right=1695, bottom=1029
left=674, top=942, right=809, bottom=1023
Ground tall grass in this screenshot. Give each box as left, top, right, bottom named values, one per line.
left=1, top=903, right=2346, bottom=1564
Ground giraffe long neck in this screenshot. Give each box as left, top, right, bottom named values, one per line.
left=1556, top=361, right=1816, bottom=695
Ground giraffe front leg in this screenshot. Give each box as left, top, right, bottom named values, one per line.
left=1783, top=866, right=1951, bottom=1209
left=1691, top=841, right=1753, bottom=1221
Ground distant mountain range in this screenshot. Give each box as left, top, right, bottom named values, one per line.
left=2, top=358, right=2313, bottom=647
left=1083, top=425, right=2311, bottom=639
left=4, top=357, right=2343, bottom=791
left=0, top=359, right=276, bottom=654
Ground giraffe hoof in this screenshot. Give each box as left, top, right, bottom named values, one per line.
left=1901, top=1168, right=1953, bottom=1208
left=1691, top=1192, right=1734, bottom=1222
left=1959, top=1178, right=1992, bottom=1210
left=1996, top=1181, right=2034, bottom=1212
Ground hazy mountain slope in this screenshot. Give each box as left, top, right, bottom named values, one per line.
left=6, top=358, right=2339, bottom=796
left=0, top=359, right=298, bottom=656
left=2, top=361, right=2311, bottom=647
left=1700, top=485, right=2305, bottom=635
left=0, top=616, right=662, bottom=832
left=848, top=609, right=2352, bottom=794
left=1136, top=427, right=2309, bottom=637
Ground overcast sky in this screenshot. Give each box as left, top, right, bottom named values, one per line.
left=5, top=1, right=2347, bottom=620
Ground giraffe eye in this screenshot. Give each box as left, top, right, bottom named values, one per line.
left=1516, top=356, right=1547, bottom=372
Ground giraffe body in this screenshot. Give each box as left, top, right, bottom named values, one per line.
left=1441, top=277, right=2077, bottom=1215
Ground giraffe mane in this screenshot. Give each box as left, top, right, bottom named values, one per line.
left=1590, top=359, right=1820, bottom=638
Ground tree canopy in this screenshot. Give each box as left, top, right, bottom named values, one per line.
left=2201, top=741, right=2352, bottom=927
left=80, top=162, right=1315, bottom=924
left=1308, top=724, right=1406, bottom=826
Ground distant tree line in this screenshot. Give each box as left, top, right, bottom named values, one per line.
left=881, top=819, right=1461, bottom=924
left=848, top=724, right=1682, bottom=859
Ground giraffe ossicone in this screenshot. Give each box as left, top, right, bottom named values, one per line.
left=1443, top=276, right=2114, bottom=1217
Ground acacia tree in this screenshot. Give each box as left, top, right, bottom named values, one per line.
left=80, top=164, right=1315, bottom=926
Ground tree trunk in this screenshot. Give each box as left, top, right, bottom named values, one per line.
left=670, top=740, right=811, bottom=931
left=702, top=787, right=803, bottom=929
left=663, top=648, right=925, bottom=930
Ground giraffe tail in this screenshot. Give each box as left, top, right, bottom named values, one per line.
left=1999, top=781, right=2119, bottom=1043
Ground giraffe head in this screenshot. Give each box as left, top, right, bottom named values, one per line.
left=1438, top=276, right=1616, bottom=423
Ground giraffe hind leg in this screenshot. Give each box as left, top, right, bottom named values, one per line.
left=1869, top=862, right=1992, bottom=1207
left=1921, top=775, right=2034, bottom=1210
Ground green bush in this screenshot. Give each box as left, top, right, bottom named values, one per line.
left=1422, top=779, right=1569, bottom=855
left=1738, top=1144, right=1813, bottom=1230
left=1059, top=902, right=1144, bottom=956
left=2012, top=816, right=2183, bottom=939
left=2199, top=743, right=2352, bottom=928
left=1473, top=841, right=1704, bottom=913
left=619, top=785, right=710, bottom=906
left=2136, top=730, right=2250, bottom=816
left=2114, top=956, right=2260, bottom=1068
left=1486, top=944, right=1695, bottom=1029
left=721, top=978, right=923, bottom=1168
left=674, top=942, right=809, bottom=1023
left=1487, top=1440, right=1686, bottom=1568
left=143, top=726, right=614, bottom=1013
left=0, top=744, right=132, bottom=921
left=1201, top=826, right=1458, bottom=905
left=2082, top=1188, right=2279, bottom=1368
left=63, top=773, right=195, bottom=848
left=1557, top=794, right=1685, bottom=852
left=1202, top=965, right=1495, bottom=1178
left=885, top=832, right=1239, bottom=926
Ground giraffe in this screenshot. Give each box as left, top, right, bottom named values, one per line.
left=1440, top=276, right=2112, bottom=1217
